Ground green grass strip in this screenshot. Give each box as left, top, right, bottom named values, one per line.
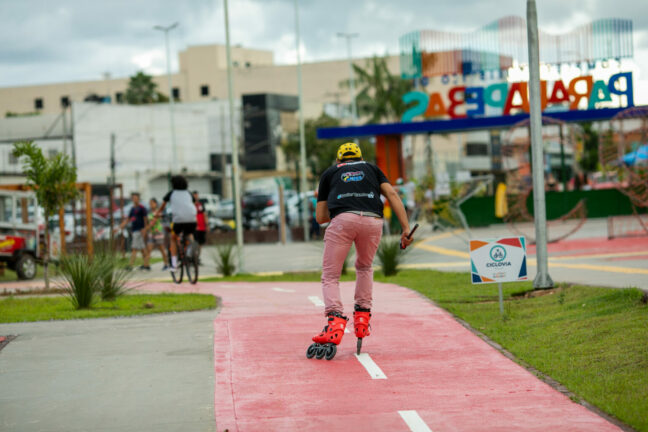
left=0, top=293, right=217, bottom=323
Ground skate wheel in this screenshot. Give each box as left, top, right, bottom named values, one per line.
left=324, top=343, right=337, bottom=360
left=315, top=345, right=326, bottom=359
left=306, top=343, right=318, bottom=359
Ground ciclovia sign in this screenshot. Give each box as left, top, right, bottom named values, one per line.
left=470, top=237, right=528, bottom=315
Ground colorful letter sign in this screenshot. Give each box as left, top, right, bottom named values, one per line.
left=470, top=237, right=528, bottom=284
left=402, top=72, right=634, bottom=122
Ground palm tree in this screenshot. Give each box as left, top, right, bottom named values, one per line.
left=348, top=56, right=414, bottom=124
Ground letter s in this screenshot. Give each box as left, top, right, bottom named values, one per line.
left=401, top=91, right=428, bottom=122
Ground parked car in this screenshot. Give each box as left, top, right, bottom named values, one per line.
left=259, top=190, right=314, bottom=228
left=213, top=199, right=234, bottom=220
left=242, top=190, right=277, bottom=229
left=48, top=213, right=110, bottom=243
left=199, top=194, right=221, bottom=216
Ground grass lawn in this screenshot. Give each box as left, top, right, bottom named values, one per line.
left=0, top=293, right=217, bottom=323
left=205, top=269, right=648, bottom=431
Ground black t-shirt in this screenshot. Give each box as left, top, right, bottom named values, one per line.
left=128, top=204, right=148, bottom=232
left=317, top=160, right=389, bottom=219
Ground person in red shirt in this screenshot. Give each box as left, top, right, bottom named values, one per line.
left=193, top=191, right=208, bottom=259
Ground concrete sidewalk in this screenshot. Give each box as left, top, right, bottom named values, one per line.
left=0, top=308, right=217, bottom=432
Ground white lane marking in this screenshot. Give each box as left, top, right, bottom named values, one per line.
left=272, top=287, right=295, bottom=293
left=354, top=353, right=387, bottom=379
left=398, top=411, right=433, bottom=432
left=344, top=327, right=350, bottom=334
left=308, top=296, right=325, bottom=307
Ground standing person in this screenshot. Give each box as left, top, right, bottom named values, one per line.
left=308, top=191, right=320, bottom=239
left=148, top=175, right=197, bottom=272
left=193, top=191, right=208, bottom=261
left=147, top=198, right=169, bottom=270
left=306, top=142, right=414, bottom=360
left=115, top=192, right=150, bottom=270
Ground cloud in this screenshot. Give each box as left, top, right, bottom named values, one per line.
left=0, top=0, right=647, bottom=87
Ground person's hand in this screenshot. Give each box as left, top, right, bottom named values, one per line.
left=400, top=229, right=414, bottom=249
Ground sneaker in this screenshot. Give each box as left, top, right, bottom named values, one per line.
left=169, top=266, right=178, bottom=273
left=161, top=265, right=169, bottom=271
left=141, top=266, right=151, bottom=271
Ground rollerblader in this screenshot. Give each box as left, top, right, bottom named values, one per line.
left=306, top=142, right=414, bottom=360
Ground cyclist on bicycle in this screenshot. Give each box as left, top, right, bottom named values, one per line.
left=148, top=175, right=197, bottom=272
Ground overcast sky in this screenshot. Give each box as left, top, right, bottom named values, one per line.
left=1, top=0, right=648, bottom=87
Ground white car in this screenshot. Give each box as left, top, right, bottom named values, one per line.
left=48, top=213, right=110, bottom=243
left=199, top=194, right=221, bottom=216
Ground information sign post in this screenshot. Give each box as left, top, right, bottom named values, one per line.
left=469, top=237, right=528, bottom=317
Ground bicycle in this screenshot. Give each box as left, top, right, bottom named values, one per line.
left=170, top=231, right=199, bottom=284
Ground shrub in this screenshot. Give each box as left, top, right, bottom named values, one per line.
left=213, top=243, right=237, bottom=276
left=59, top=254, right=108, bottom=309
left=376, top=237, right=408, bottom=276
left=97, top=252, right=134, bottom=301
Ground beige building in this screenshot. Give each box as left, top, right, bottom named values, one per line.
left=0, top=44, right=399, bottom=120
left=0, top=43, right=474, bottom=197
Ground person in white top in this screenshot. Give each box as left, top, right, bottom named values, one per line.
left=148, top=175, right=197, bottom=272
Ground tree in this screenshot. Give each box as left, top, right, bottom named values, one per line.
left=345, top=56, right=414, bottom=124
left=283, top=113, right=375, bottom=178
left=13, top=141, right=78, bottom=289
left=124, top=71, right=169, bottom=105
left=579, top=122, right=599, bottom=172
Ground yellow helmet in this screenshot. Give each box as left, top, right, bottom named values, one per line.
left=337, top=142, right=362, bottom=161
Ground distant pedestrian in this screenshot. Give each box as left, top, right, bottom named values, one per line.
left=309, top=191, right=320, bottom=239
left=147, top=198, right=169, bottom=270
left=115, top=192, right=150, bottom=270
left=193, top=191, right=208, bottom=259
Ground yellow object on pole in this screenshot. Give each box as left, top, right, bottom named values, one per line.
left=494, top=183, right=508, bottom=218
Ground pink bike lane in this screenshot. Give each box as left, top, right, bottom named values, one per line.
left=139, top=281, right=622, bottom=432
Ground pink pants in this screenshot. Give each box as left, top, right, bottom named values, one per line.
left=321, top=212, right=383, bottom=316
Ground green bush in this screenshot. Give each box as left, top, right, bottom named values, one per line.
left=213, top=243, right=237, bottom=276
left=97, top=252, right=134, bottom=301
left=376, top=237, right=408, bottom=276
left=59, top=254, right=108, bottom=309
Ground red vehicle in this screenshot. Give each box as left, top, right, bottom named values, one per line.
left=0, top=190, right=40, bottom=280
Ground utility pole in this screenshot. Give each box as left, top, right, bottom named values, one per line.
left=526, top=0, right=554, bottom=289
left=295, top=0, right=309, bottom=241
left=223, top=0, right=244, bottom=268
left=109, top=132, right=116, bottom=245
left=154, top=22, right=179, bottom=172
left=337, top=32, right=359, bottom=127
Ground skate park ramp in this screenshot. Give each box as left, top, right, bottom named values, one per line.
left=139, top=281, right=623, bottom=431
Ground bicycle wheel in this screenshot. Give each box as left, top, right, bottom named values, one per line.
left=185, top=254, right=199, bottom=284
left=171, top=251, right=184, bottom=284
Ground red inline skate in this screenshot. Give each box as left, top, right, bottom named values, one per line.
left=353, top=306, right=372, bottom=355
left=306, top=313, right=348, bottom=360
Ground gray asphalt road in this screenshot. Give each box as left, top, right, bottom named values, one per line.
left=0, top=310, right=217, bottom=432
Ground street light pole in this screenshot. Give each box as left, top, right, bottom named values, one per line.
left=337, top=32, right=359, bottom=126
left=526, top=0, right=553, bottom=289
left=295, top=0, right=309, bottom=241
left=154, top=22, right=179, bottom=172
left=223, top=0, right=245, bottom=267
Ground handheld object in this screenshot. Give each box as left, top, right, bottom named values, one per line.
left=400, top=223, right=419, bottom=250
